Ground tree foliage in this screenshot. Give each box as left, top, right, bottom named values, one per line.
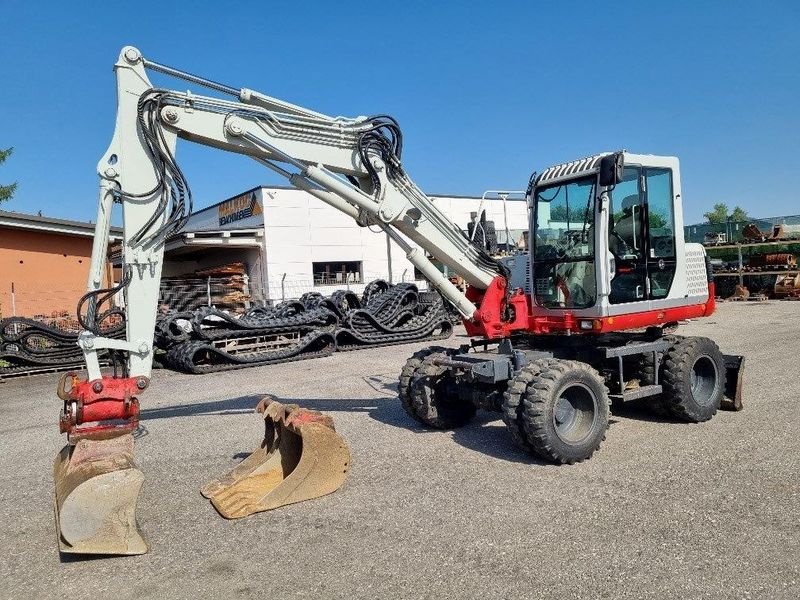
left=703, top=203, right=729, bottom=224
left=548, top=203, right=588, bottom=224
left=0, top=147, right=17, bottom=204
left=730, top=206, right=749, bottom=222
left=703, top=202, right=749, bottom=224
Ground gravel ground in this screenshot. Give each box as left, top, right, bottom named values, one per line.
left=1, top=301, right=798, bottom=599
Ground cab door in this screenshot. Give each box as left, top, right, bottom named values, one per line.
left=607, top=165, right=678, bottom=307
left=642, top=167, right=677, bottom=300
left=608, top=167, right=649, bottom=305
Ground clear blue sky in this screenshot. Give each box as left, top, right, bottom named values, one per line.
left=1, top=1, right=798, bottom=225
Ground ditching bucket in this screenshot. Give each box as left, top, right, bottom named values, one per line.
left=54, top=433, right=147, bottom=555
left=201, top=397, right=350, bottom=519
left=721, top=354, right=745, bottom=411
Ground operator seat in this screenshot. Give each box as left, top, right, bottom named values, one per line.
left=609, top=194, right=639, bottom=257
left=609, top=194, right=644, bottom=303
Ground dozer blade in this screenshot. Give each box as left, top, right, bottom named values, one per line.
left=201, top=396, right=350, bottom=519
left=721, top=355, right=745, bottom=411
left=54, top=434, right=147, bottom=555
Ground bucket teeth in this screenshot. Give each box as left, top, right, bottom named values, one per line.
left=721, top=355, right=745, bottom=411
left=53, top=434, right=147, bottom=555
left=202, top=397, right=350, bottom=519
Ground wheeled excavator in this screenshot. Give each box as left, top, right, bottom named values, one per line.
left=54, top=47, right=745, bottom=556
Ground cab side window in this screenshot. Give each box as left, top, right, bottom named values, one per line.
left=644, top=168, right=676, bottom=299
left=608, top=167, right=647, bottom=304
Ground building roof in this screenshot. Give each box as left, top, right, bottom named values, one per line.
left=0, top=210, right=122, bottom=239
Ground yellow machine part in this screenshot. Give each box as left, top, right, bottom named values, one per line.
left=775, top=274, right=800, bottom=298
left=53, top=433, right=147, bottom=555
left=201, top=397, right=350, bottom=519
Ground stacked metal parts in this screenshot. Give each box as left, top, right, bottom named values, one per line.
left=0, top=312, right=126, bottom=377
left=155, top=280, right=459, bottom=374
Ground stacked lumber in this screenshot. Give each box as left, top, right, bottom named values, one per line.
left=159, top=263, right=249, bottom=313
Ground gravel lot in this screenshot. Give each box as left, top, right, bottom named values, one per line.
left=1, top=301, right=798, bottom=599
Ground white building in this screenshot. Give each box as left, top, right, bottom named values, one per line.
left=164, top=186, right=529, bottom=302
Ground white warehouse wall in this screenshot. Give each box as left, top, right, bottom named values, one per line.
left=260, top=187, right=530, bottom=301
left=177, top=186, right=531, bottom=303
left=261, top=187, right=417, bottom=300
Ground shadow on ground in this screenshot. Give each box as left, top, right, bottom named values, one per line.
left=140, top=393, right=545, bottom=465
left=138, top=374, right=684, bottom=465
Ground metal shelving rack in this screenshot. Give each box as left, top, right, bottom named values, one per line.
left=705, top=239, right=800, bottom=287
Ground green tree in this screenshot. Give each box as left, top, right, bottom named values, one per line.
left=649, top=212, right=668, bottom=229
left=549, top=203, right=587, bottom=224
left=0, top=147, right=17, bottom=204
left=703, top=203, right=729, bottom=224
left=730, top=206, right=749, bottom=222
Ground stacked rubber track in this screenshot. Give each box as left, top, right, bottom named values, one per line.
left=156, top=280, right=455, bottom=374
left=0, top=312, right=125, bottom=376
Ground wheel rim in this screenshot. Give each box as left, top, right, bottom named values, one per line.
left=690, top=355, right=718, bottom=406
left=552, top=383, right=597, bottom=444
left=432, top=366, right=461, bottom=407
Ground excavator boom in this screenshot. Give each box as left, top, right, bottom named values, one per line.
left=54, top=46, right=510, bottom=555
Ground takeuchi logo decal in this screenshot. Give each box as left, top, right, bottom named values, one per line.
left=218, top=192, right=263, bottom=226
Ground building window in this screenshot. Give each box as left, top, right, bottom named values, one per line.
left=312, top=261, right=363, bottom=285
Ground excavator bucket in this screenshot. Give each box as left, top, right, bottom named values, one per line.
left=721, top=355, right=745, bottom=411
left=54, top=434, right=147, bottom=555
left=201, top=397, right=350, bottom=519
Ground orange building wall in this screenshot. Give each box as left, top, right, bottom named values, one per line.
left=0, top=228, right=112, bottom=318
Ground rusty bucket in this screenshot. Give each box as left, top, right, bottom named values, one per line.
left=201, top=397, right=350, bottom=519
left=53, top=433, right=147, bottom=555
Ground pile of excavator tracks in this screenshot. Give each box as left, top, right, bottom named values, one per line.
left=0, top=282, right=456, bottom=378
left=0, top=312, right=125, bottom=377
left=155, top=280, right=457, bottom=374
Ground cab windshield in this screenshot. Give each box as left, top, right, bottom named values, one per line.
left=533, top=176, right=597, bottom=309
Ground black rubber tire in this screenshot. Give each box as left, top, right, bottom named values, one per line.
left=502, top=359, right=556, bottom=452
left=398, top=346, right=447, bottom=423
left=520, top=360, right=610, bottom=464
left=660, top=336, right=726, bottom=422
left=633, top=350, right=672, bottom=416
left=410, top=351, right=476, bottom=429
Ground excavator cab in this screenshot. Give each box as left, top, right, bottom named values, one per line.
left=529, top=151, right=698, bottom=326
left=414, top=151, right=745, bottom=465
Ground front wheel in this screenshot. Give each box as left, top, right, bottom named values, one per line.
left=410, top=352, right=476, bottom=429
left=398, top=346, right=447, bottom=423
left=660, top=336, right=726, bottom=422
left=520, top=360, right=610, bottom=464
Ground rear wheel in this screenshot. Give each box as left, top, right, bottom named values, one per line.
left=520, top=360, right=610, bottom=464
left=502, top=359, right=555, bottom=452
left=633, top=350, right=671, bottom=416
left=660, top=336, right=725, bottom=422
left=398, top=346, right=447, bottom=423
left=410, top=352, right=476, bottom=429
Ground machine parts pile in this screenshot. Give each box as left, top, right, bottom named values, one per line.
left=774, top=273, right=800, bottom=299
left=747, top=253, right=797, bottom=270
left=0, top=311, right=125, bottom=377
left=742, top=222, right=800, bottom=243
left=155, top=280, right=455, bottom=373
